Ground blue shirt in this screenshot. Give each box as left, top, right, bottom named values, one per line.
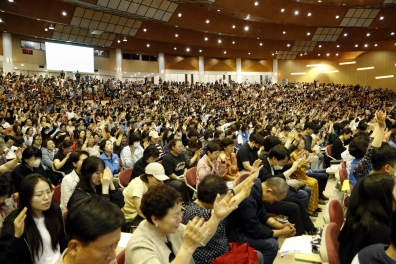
left=99, top=153, right=120, bottom=175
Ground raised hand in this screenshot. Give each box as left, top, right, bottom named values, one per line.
left=14, top=207, right=28, bottom=238
left=15, top=148, right=22, bottom=162
left=101, top=167, right=113, bottom=187
left=182, top=217, right=209, bottom=251
left=212, top=192, right=238, bottom=220
left=376, top=111, right=386, bottom=129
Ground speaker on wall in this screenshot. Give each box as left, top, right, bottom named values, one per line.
left=39, top=65, right=44, bottom=68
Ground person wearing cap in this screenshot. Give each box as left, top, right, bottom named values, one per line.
left=148, top=130, right=164, bottom=161
left=121, top=162, right=169, bottom=232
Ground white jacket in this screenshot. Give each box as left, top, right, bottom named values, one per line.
left=60, top=169, right=79, bottom=213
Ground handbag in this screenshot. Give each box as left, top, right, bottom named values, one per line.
left=212, top=242, right=259, bottom=264
left=287, top=179, right=306, bottom=192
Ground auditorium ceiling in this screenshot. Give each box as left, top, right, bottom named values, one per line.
left=1, top=0, right=396, bottom=60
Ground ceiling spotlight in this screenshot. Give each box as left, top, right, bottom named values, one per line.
left=199, top=49, right=202, bottom=52
left=175, top=34, right=178, bottom=37
left=366, top=33, right=370, bottom=36
left=45, top=28, right=48, bottom=31
left=336, top=53, right=339, bottom=56
left=217, top=9, right=220, bottom=12
left=206, top=19, right=209, bottom=23
left=392, top=32, right=395, bottom=35
left=143, top=28, right=147, bottom=32
left=147, top=44, right=150, bottom=47
left=307, top=32, right=310, bottom=35
left=260, top=43, right=263, bottom=46
left=248, top=52, right=251, bottom=55
left=205, top=37, right=208, bottom=41
left=327, top=53, right=330, bottom=56
left=300, top=54, right=303, bottom=56
left=287, top=44, right=290, bottom=47
left=308, top=13, right=311, bottom=16
left=186, top=48, right=190, bottom=52
left=232, top=41, right=235, bottom=44
left=244, top=26, right=249, bottom=31
left=62, top=11, right=66, bottom=16
left=375, top=44, right=377, bottom=46
left=337, top=45, right=339, bottom=47
left=318, top=54, right=320, bottom=56
left=336, top=15, right=339, bottom=19
left=49, top=24, right=54, bottom=30
left=117, top=40, right=120, bottom=43
left=224, top=51, right=227, bottom=54
left=355, top=44, right=358, bottom=47
left=272, top=53, right=275, bottom=56
left=8, top=0, right=13, bottom=2
left=232, top=25, right=235, bottom=28
left=218, top=39, right=222, bottom=43
left=123, top=36, right=127, bottom=41
left=319, top=45, right=322, bottom=48
left=178, top=13, right=182, bottom=17
left=294, top=11, right=299, bottom=15
left=364, top=44, right=368, bottom=47
left=344, top=33, right=348, bottom=36
left=174, top=47, right=177, bottom=50
left=255, top=2, right=258, bottom=6
left=281, top=8, right=284, bottom=12
left=380, top=16, right=384, bottom=20
left=283, top=31, right=286, bottom=34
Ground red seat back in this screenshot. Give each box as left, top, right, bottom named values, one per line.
left=52, top=185, right=61, bottom=205
left=325, top=223, right=341, bottom=264
left=185, top=167, right=197, bottom=187
left=326, top=145, right=333, bottom=157
left=235, top=173, right=250, bottom=186
left=339, top=168, right=348, bottom=185
left=341, top=161, right=346, bottom=170
left=329, top=200, right=344, bottom=229
left=116, top=249, right=125, bottom=264
left=119, top=168, right=133, bottom=187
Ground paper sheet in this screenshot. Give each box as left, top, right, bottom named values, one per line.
left=279, top=236, right=315, bottom=257
left=118, top=232, right=133, bottom=249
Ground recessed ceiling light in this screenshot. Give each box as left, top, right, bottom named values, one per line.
left=244, top=26, right=249, bottom=31
left=175, top=34, right=178, bottom=37
left=174, top=47, right=177, bottom=50
left=318, top=54, right=320, bottom=56
left=287, top=44, right=290, bottom=47
left=272, top=53, right=275, bottom=55
left=248, top=52, right=251, bottom=55
left=327, top=53, right=329, bottom=56
left=294, top=11, right=299, bottom=15
left=307, top=32, right=310, bottom=35
left=375, top=44, right=377, bottom=46
left=344, top=33, right=348, bottom=36
left=49, top=24, right=54, bottom=30
left=199, top=49, right=202, bottom=52
left=232, top=25, right=235, bottom=28
left=147, top=44, right=150, bottom=47
left=355, top=44, right=358, bottom=47
left=178, top=13, right=182, bottom=17
left=283, top=31, right=286, bottom=34
left=232, top=41, right=235, bottom=44
left=300, top=54, right=303, bottom=56
left=45, top=28, right=48, bottom=31
left=260, top=43, right=263, bottom=46
left=206, top=19, right=209, bottom=23
left=308, top=13, right=311, bottom=16
left=186, top=48, right=190, bottom=51
left=217, top=9, right=220, bottom=12
left=117, top=40, right=120, bottom=43
left=62, top=11, right=66, bottom=16
left=246, top=15, right=250, bottom=19
left=380, top=16, right=384, bottom=20
left=255, top=2, right=259, bottom=6
left=392, top=32, right=395, bottom=35
left=205, top=37, right=208, bottom=41
left=336, top=53, right=339, bottom=56
left=319, top=45, right=322, bottom=48
left=143, top=28, right=146, bottom=32
left=218, top=39, right=222, bottom=43
left=281, top=8, right=284, bottom=12
left=224, top=51, right=227, bottom=54
left=8, top=0, right=13, bottom=2
left=123, top=36, right=127, bottom=41
left=336, top=15, right=339, bottom=19
left=366, top=33, right=370, bottom=36
left=364, top=44, right=368, bottom=47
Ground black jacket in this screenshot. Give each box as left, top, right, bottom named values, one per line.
left=11, top=163, right=47, bottom=192
left=258, top=155, right=292, bottom=183
left=0, top=204, right=67, bottom=264
left=67, top=187, right=125, bottom=211
left=227, top=179, right=273, bottom=242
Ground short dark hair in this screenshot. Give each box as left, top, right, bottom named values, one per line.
left=65, top=197, right=125, bottom=246
left=249, top=134, right=264, bottom=146
left=206, top=142, right=220, bottom=154
left=268, top=145, right=289, bottom=160
left=188, top=139, right=202, bottom=149
left=42, top=138, right=53, bottom=149
left=349, top=136, right=370, bottom=159
left=143, top=145, right=160, bottom=161
left=22, top=146, right=42, bottom=165
left=99, top=139, right=111, bottom=152
left=357, top=122, right=368, bottom=131
left=197, top=174, right=228, bottom=204
left=61, top=140, right=73, bottom=149
left=4, top=135, right=14, bottom=143
left=305, top=122, right=316, bottom=130
left=263, top=136, right=282, bottom=151
left=342, top=127, right=352, bottom=135
left=220, top=137, right=234, bottom=150
left=187, top=129, right=198, bottom=138
left=204, top=130, right=214, bottom=140
left=140, top=184, right=181, bottom=224
left=0, top=174, right=12, bottom=197
left=129, top=133, right=142, bottom=145
left=371, top=144, right=396, bottom=171
left=264, top=177, right=289, bottom=196
left=69, top=150, right=89, bottom=165
left=167, top=139, right=182, bottom=151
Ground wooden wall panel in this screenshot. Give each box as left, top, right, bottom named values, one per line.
left=12, top=35, right=46, bottom=65
left=204, top=58, right=236, bottom=72
left=0, top=33, right=3, bottom=56
left=165, top=55, right=199, bottom=70
left=122, top=60, right=158, bottom=72
left=241, top=59, right=272, bottom=72
left=94, top=49, right=116, bottom=71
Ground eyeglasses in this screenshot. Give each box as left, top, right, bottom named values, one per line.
left=34, top=189, right=54, bottom=200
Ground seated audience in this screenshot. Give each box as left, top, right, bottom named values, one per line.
left=125, top=182, right=242, bottom=264
left=122, top=162, right=169, bottom=232
left=237, top=134, right=265, bottom=172
left=0, top=174, right=67, bottom=264
left=99, top=139, right=120, bottom=176
left=130, top=145, right=160, bottom=180
left=0, top=175, right=17, bottom=233
left=67, top=156, right=124, bottom=210
left=81, top=130, right=101, bottom=157
left=196, top=142, right=225, bottom=186
left=60, top=197, right=125, bottom=264
left=60, top=150, right=89, bottom=213
left=120, top=132, right=144, bottom=169
left=332, top=127, right=352, bottom=160
left=53, top=140, right=75, bottom=175
left=339, top=173, right=395, bottom=264
left=148, top=131, right=165, bottom=160
left=4, top=136, right=18, bottom=161
left=182, top=139, right=203, bottom=169
left=217, top=137, right=239, bottom=181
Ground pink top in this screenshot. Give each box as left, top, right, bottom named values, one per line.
left=196, top=154, right=227, bottom=186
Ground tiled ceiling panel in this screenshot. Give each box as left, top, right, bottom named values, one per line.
left=276, top=51, right=298, bottom=60
left=311, top=27, right=343, bottom=42
left=339, top=8, right=380, bottom=27
left=291, top=41, right=317, bottom=52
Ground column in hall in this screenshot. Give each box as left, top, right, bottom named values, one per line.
left=158, top=53, right=165, bottom=81
left=2, top=33, right=14, bottom=73
left=198, top=56, right=204, bottom=82
left=115, top=48, right=122, bottom=80
left=236, top=58, right=242, bottom=83
left=272, top=59, right=279, bottom=84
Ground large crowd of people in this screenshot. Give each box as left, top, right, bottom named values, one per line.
left=0, top=70, right=395, bottom=263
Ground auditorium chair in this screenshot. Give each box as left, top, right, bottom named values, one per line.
left=319, top=223, right=340, bottom=264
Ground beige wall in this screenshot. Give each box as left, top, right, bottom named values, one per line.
left=122, top=60, right=158, bottom=72
left=278, top=51, right=396, bottom=89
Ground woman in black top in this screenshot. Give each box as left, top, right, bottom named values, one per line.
left=130, top=145, right=159, bottom=181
